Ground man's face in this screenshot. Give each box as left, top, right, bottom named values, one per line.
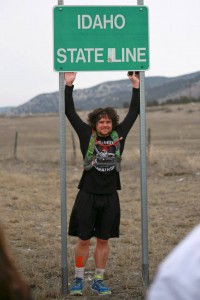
left=96, top=115, right=112, bottom=137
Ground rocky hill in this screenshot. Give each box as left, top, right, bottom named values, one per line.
left=4, top=71, right=200, bottom=115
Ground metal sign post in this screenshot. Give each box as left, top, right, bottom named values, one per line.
left=58, top=0, right=68, bottom=295
left=137, top=0, right=149, bottom=288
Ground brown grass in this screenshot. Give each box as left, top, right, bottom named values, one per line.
left=0, top=103, right=200, bottom=299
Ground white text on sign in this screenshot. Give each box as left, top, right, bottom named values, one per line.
left=55, top=12, right=148, bottom=66
left=57, top=48, right=147, bottom=64
left=77, top=14, right=126, bottom=29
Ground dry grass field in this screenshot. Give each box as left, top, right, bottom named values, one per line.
left=0, top=102, right=200, bottom=299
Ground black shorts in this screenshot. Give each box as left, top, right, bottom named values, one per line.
left=68, top=190, right=120, bottom=240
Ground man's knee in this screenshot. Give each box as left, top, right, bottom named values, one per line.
left=96, top=238, right=109, bottom=247
left=77, top=238, right=90, bottom=248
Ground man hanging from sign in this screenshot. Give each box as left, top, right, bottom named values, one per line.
left=64, top=71, right=140, bottom=296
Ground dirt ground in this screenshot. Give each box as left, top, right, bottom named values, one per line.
left=0, top=102, right=200, bottom=299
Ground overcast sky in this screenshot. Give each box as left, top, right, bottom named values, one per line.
left=0, top=0, right=199, bottom=107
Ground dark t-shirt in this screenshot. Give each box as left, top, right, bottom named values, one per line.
left=65, top=85, right=140, bottom=194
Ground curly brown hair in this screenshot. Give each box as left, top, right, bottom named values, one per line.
left=87, top=107, right=119, bottom=129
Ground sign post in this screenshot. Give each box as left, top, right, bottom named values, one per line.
left=57, top=0, right=68, bottom=295
left=137, top=0, right=149, bottom=288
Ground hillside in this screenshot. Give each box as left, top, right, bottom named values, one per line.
left=3, top=71, right=200, bottom=115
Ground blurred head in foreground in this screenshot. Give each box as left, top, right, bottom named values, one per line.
left=0, top=225, right=31, bottom=300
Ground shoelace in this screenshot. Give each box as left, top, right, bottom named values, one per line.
left=74, top=278, right=83, bottom=285
left=95, top=280, right=108, bottom=289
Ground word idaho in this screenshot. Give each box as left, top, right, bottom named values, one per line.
left=77, top=14, right=126, bottom=30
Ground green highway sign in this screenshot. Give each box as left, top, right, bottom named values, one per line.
left=53, top=6, right=149, bottom=72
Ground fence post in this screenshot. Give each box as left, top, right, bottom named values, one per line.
left=13, top=131, right=18, bottom=160
left=71, top=131, right=77, bottom=165
left=147, top=128, right=151, bottom=161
